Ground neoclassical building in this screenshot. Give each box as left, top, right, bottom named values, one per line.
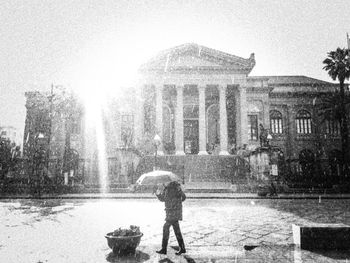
left=23, top=43, right=347, bottom=186
left=135, top=43, right=256, bottom=156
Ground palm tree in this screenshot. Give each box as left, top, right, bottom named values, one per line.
left=323, top=47, right=350, bottom=177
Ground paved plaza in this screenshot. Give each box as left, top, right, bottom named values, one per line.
left=0, top=198, right=350, bottom=262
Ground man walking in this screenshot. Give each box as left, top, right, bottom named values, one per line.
left=155, top=181, right=186, bottom=255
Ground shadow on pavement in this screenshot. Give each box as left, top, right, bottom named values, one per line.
left=1, top=199, right=83, bottom=225
left=106, top=250, right=150, bottom=262
left=169, top=246, right=196, bottom=262
left=158, top=259, right=175, bottom=263
left=183, top=255, right=196, bottom=263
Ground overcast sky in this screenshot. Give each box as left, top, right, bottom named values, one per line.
left=1, top=0, right=350, bottom=136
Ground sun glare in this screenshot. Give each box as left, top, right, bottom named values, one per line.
left=67, top=24, right=195, bottom=191
left=68, top=34, right=151, bottom=192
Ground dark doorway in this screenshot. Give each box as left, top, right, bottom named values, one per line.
left=299, top=149, right=315, bottom=183
left=329, top=149, right=342, bottom=181
left=184, top=120, right=199, bottom=154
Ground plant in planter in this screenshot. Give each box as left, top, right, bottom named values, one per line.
left=105, top=225, right=143, bottom=255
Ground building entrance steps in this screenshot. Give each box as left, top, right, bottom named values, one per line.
left=137, top=154, right=249, bottom=184
left=183, top=182, right=234, bottom=193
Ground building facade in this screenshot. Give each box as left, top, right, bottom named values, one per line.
left=0, top=126, right=22, bottom=146
left=23, top=43, right=348, bottom=187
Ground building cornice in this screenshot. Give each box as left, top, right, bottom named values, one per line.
left=270, top=91, right=339, bottom=99
left=246, top=86, right=274, bottom=94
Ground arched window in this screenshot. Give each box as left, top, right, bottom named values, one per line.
left=248, top=115, right=258, bottom=141
left=325, top=118, right=340, bottom=135
left=247, top=101, right=261, bottom=141
left=71, top=114, right=82, bottom=134
left=270, top=110, right=283, bottom=134
left=296, top=110, right=312, bottom=134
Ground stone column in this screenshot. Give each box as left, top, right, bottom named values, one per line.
left=175, top=85, right=185, bottom=155
left=263, top=100, right=270, bottom=131
left=198, top=85, right=208, bottom=155
left=239, top=86, right=248, bottom=146
left=235, top=87, right=241, bottom=147
left=155, top=85, right=164, bottom=155
left=219, top=85, right=229, bottom=155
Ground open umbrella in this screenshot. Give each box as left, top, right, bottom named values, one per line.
left=136, top=170, right=181, bottom=186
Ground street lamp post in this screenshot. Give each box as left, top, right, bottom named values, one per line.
left=31, top=132, right=45, bottom=197
left=267, top=133, right=272, bottom=147
left=153, top=134, right=161, bottom=171
left=46, top=84, right=54, bottom=187
left=267, top=133, right=273, bottom=173
left=266, top=133, right=278, bottom=196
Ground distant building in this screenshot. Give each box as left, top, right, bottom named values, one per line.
left=23, top=43, right=349, bottom=187
left=0, top=126, right=22, bottom=146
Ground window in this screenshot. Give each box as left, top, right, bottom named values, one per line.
left=325, top=119, right=340, bottom=135
left=270, top=110, right=283, bottom=134
left=296, top=110, right=312, bottom=134
left=144, top=103, right=154, bottom=133
left=248, top=115, right=258, bottom=140
left=71, top=117, right=81, bottom=134
left=121, top=114, right=134, bottom=147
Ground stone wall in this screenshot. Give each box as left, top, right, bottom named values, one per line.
left=249, top=151, right=270, bottom=181
left=44, top=149, right=142, bottom=187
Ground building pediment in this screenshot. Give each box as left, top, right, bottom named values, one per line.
left=139, top=43, right=255, bottom=74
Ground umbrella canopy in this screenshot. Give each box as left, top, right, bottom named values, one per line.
left=136, top=170, right=181, bottom=185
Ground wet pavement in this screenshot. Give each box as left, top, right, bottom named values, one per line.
left=0, top=198, right=349, bottom=262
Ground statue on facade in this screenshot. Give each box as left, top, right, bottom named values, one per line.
left=259, top=124, right=269, bottom=147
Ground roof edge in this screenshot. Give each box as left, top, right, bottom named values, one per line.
left=139, top=43, right=255, bottom=72
left=248, top=75, right=341, bottom=86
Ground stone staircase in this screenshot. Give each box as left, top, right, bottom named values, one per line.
left=135, top=154, right=249, bottom=184
left=184, top=182, right=233, bottom=193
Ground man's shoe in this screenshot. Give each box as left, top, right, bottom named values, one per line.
left=175, top=248, right=186, bottom=255
left=156, top=249, right=167, bottom=255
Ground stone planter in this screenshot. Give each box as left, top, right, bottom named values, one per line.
left=105, top=233, right=143, bottom=255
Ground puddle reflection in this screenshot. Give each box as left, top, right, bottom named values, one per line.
left=106, top=250, right=150, bottom=262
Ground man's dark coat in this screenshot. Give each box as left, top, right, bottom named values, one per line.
left=156, top=181, right=186, bottom=221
